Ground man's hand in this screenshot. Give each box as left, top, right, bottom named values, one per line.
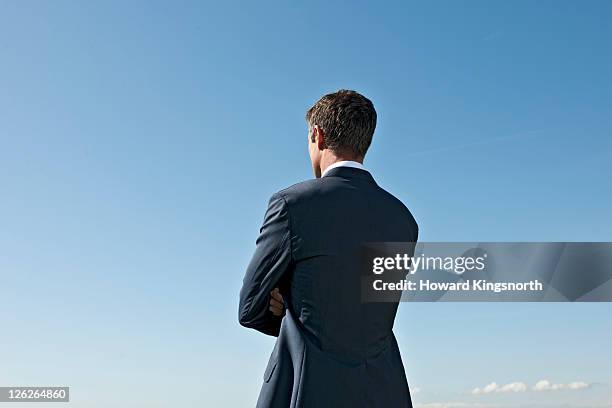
left=269, top=288, right=285, bottom=317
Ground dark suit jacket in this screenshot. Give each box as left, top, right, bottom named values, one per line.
left=239, top=166, right=418, bottom=408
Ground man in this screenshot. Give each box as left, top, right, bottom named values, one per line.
left=239, top=90, right=418, bottom=407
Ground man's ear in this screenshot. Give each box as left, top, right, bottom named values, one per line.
left=314, top=126, right=325, bottom=150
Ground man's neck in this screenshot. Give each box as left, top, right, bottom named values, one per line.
left=319, top=153, right=364, bottom=178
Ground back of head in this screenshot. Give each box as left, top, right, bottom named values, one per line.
left=305, top=90, right=377, bottom=159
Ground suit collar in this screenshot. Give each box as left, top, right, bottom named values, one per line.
left=322, top=166, right=375, bottom=181
left=321, top=160, right=365, bottom=177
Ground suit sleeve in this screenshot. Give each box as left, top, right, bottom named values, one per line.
left=238, top=193, right=292, bottom=337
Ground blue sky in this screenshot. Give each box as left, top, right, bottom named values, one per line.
left=0, top=1, right=611, bottom=407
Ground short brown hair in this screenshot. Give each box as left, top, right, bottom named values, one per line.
left=305, top=90, right=377, bottom=158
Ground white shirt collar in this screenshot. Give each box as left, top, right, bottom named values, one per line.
left=321, top=160, right=366, bottom=177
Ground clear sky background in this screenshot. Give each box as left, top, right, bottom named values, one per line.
left=1, top=1, right=611, bottom=407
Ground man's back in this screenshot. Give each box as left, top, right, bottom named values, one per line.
left=239, top=89, right=418, bottom=407
left=282, top=166, right=418, bottom=360
left=239, top=166, right=418, bottom=407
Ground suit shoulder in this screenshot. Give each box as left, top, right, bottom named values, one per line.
left=272, top=178, right=323, bottom=202
left=376, top=186, right=419, bottom=230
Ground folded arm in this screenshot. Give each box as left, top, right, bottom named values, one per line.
left=238, top=193, right=291, bottom=336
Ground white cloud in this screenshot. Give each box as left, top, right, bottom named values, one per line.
left=472, top=382, right=498, bottom=395
left=483, top=383, right=500, bottom=393
left=533, top=380, right=562, bottom=391
left=568, top=381, right=590, bottom=390
left=500, top=382, right=528, bottom=393
left=472, top=380, right=590, bottom=395
left=472, top=382, right=526, bottom=395
left=533, top=379, right=590, bottom=391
